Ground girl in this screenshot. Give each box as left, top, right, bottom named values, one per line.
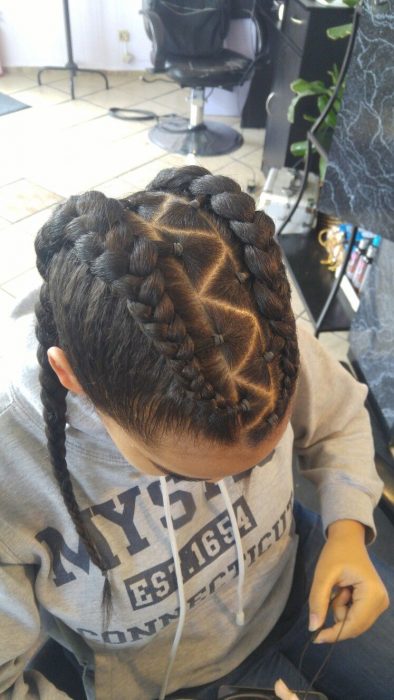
left=0, top=166, right=391, bottom=700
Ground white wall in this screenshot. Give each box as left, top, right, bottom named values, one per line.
left=0, top=1, right=256, bottom=115
left=0, top=0, right=152, bottom=71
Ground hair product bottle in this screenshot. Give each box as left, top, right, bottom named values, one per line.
left=358, top=236, right=382, bottom=294
left=346, top=236, right=370, bottom=282
left=353, top=236, right=381, bottom=293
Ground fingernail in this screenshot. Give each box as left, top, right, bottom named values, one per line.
left=309, top=613, right=319, bottom=631
left=313, top=636, right=325, bottom=644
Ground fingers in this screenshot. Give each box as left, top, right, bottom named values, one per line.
left=331, top=587, right=352, bottom=623
left=274, top=678, right=300, bottom=700
left=314, top=584, right=389, bottom=644
left=308, top=573, right=336, bottom=632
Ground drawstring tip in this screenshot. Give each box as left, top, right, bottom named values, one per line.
left=236, top=610, right=245, bottom=626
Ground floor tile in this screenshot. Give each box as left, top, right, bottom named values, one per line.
left=296, top=315, right=315, bottom=335
left=9, top=85, right=69, bottom=107
left=46, top=71, right=140, bottom=93
left=38, top=99, right=108, bottom=129
left=121, top=156, right=182, bottom=190
left=208, top=114, right=240, bottom=127
left=212, top=160, right=265, bottom=198
left=94, top=177, right=138, bottom=199
left=81, top=87, right=141, bottom=110
left=67, top=112, right=149, bottom=144
left=332, top=329, right=350, bottom=343
left=153, top=88, right=192, bottom=115
left=0, top=207, right=59, bottom=287
left=318, top=331, right=350, bottom=364
left=238, top=127, right=266, bottom=155
left=0, top=180, right=63, bottom=223
left=26, top=129, right=164, bottom=198
left=48, top=73, right=119, bottom=98
left=287, top=277, right=305, bottom=318
left=0, top=227, right=37, bottom=285
left=2, top=267, right=42, bottom=299
left=238, top=145, right=264, bottom=170
left=169, top=151, right=235, bottom=174
left=130, top=98, right=187, bottom=118
left=0, top=289, right=16, bottom=356
left=118, top=77, right=179, bottom=104
left=0, top=73, right=37, bottom=94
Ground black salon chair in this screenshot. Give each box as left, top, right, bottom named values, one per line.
left=140, top=0, right=264, bottom=156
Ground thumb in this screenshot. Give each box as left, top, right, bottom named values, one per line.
left=308, top=574, right=337, bottom=632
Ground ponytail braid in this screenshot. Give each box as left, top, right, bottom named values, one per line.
left=34, top=192, right=129, bottom=626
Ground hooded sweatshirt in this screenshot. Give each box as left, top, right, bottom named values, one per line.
left=0, top=288, right=383, bottom=700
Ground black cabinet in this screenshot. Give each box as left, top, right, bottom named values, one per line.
left=261, top=0, right=353, bottom=175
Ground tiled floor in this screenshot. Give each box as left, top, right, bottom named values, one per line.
left=0, top=67, right=345, bottom=366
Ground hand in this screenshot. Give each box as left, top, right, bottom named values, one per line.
left=309, top=519, right=389, bottom=643
left=274, top=678, right=300, bottom=700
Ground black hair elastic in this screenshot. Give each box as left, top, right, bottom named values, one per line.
left=213, top=334, right=225, bottom=347
left=267, top=412, right=278, bottom=426
left=236, top=271, right=249, bottom=284
left=173, top=242, right=183, bottom=257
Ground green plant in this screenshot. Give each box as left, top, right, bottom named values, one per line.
left=326, top=0, right=359, bottom=39
left=287, top=0, right=359, bottom=180
left=287, top=65, right=344, bottom=180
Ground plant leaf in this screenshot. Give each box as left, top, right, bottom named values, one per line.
left=317, top=94, right=329, bottom=113
left=327, top=23, right=352, bottom=40
left=303, top=114, right=316, bottom=123
left=319, top=156, right=327, bottom=182
left=290, top=78, right=328, bottom=95
left=290, top=140, right=308, bottom=156
left=324, top=110, right=337, bottom=129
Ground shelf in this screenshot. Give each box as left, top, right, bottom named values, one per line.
left=279, top=231, right=355, bottom=331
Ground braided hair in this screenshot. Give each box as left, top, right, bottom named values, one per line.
left=34, top=166, right=299, bottom=622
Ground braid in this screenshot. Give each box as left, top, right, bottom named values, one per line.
left=74, top=229, right=234, bottom=415
left=34, top=193, right=127, bottom=626
left=146, top=166, right=300, bottom=443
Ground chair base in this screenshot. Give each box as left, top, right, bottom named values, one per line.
left=149, top=118, right=243, bottom=156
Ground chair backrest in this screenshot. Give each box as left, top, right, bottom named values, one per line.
left=142, top=0, right=231, bottom=58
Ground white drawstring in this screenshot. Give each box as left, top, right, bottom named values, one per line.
left=218, top=479, right=245, bottom=626
left=159, top=477, right=187, bottom=700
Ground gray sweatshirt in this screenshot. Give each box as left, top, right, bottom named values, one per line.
left=0, top=289, right=383, bottom=700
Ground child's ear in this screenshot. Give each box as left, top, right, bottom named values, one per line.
left=47, top=347, right=85, bottom=395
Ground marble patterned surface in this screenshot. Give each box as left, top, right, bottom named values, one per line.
left=318, top=0, right=394, bottom=241
left=349, top=238, right=394, bottom=440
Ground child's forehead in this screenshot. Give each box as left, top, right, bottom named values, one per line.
left=136, top=410, right=291, bottom=481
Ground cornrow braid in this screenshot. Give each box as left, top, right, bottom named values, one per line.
left=146, top=166, right=300, bottom=443
left=74, top=233, right=219, bottom=408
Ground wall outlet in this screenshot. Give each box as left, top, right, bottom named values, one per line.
left=118, top=30, right=130, bottom=42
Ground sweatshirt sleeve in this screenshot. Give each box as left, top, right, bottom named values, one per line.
left=290, top=323, right=384, bottom=545
left=0, top=559, right=72, bottom=699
